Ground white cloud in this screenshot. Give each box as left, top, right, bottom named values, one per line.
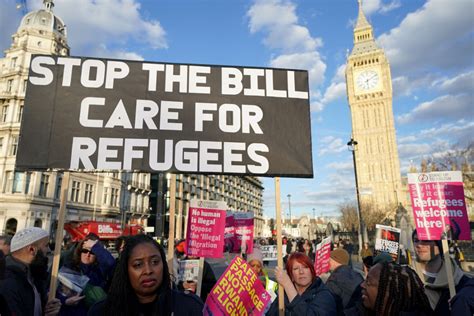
left=433, top=71, right=474, bottom=95
left=325, top=161, right=353, bottom=172
left=27, top=0, right=168, bottom=57
left=270, top=51, right=326, bottom=87
left=91, top=44, right=144, bottom=61
left=377, top=0, right=474, bottom=74
left=318, top=137, right=346, bottom=156
left=248, top=0, right=327, bottom=98
left=397, top=94, right=472, bottom=124
left=247, top=0, right=321, bottom=53
left=363, top=0, right=401, bottom=15
left=310, top=64, right=346, bottom=112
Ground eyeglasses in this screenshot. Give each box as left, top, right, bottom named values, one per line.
left=81, top=249, right=95, bottom=255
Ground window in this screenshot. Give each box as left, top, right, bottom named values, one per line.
left=70, top=180, right=80, bottom=202
left=111, top=188, right=119, bottom=207
left=17, top=105, right=23, bottom=122
left=7, top=79, right=13, bottom=93
left=25, top=172, right=31, bottom=194
left=10, top=136, right=18, bottom=156
left=55, top=176, right=62, bottom=199
left=3, top=171, right=13, bottom=193
left=39, top=174, right=49, bottom=197
left=103, top=187, right=109, bottom=205
left=0, top=137, right=3, bottom=155
left=84, top=183, right=94, bottom=204
left=1, top=105, right=8, bottom=122
left=11, top=57, right=17, bottom=68
left=23, top=79, right=28, bottom=93
left=12, top=172, right=24, bottom=193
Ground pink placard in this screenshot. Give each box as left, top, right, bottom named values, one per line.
left=204, top=256, right=271, bottom=316
left=314, top=236, right=331, bottom=276
left=224, top=211, right=254, bottom=254
left=186, top=199, right=227, bottom=258
left=408, top=171, right=470, bottom=240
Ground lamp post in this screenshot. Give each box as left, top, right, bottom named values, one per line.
left=347, top=138, right=364, bottom=256
left=287, top=194, right=292, bottom=226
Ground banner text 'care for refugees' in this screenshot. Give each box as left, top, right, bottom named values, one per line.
left=17, top=56, right=313, bottom=177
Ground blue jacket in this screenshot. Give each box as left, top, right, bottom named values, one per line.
left=267, top=278, right=337, bottom=315
left=68, top=242, right=115, bottom=290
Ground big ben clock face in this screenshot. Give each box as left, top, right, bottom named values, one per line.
left=356, top=70, right=380, bottom=91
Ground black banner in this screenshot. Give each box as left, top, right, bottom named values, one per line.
left=16, top=55, right=313, bottom=177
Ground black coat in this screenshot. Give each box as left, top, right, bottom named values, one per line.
left=88, top=289, right=203, bottom=316
left=326, top=265, right=363, bottom=310
left=0, top=255, right=47, bottom=316
left=267, top=278, right=337, bottom=315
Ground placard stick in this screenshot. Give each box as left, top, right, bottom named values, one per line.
left=274, top=177, right=284, bottom=315
left=167, top=174, right=177, bottom=270
left=196, top=257, right=205, bottom=297
left=442, top=239, right=456, bottom=298
left=48, top=171, right=70, bottom=301
left=176, top=176, right=183, bottom=240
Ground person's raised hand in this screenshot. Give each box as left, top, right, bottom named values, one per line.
left=275, top=266, right=292, bottom=287
left=83, top=239, right=98, bottom=250
left=65, top=294, right=85, bottom=306
left=44, top=298, right=61, bottom=316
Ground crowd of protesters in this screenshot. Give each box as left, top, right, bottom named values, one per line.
left=0, top=227, right=473, bottom=315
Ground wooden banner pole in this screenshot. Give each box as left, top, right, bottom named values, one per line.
left=167, top=174, right=177, bottom=271
left=176, top=176, right=183, bottom=240
left=274, top=177, right=284, bottom=315
left=48, top=171, right=70, bottom=301
left=442, top=239, right=456, bottom=298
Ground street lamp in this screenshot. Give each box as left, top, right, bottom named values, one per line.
left=287, top=194, right=292, bottom=226
left=347, top=138, right=364, bottom=256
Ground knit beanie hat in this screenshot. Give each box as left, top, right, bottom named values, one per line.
left=330, top=248, right=350, bottom=265
left=247, top=247, right=263, bottom=266
left=10, top=227, right=49, bottom=253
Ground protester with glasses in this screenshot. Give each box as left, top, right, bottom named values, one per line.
left=267, top=252, right=336, bottom=315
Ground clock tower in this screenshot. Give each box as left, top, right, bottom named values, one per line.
left=345, top=0, right=402, bottom=211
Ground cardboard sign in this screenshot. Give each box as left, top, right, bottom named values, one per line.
left=177, top=259, right=200, bottom=283
left=374, top=224, right=401, bottom=260
left=17, top=55, right=313, bottom=178
left=408, top=171, right=470, bottom=240
left=224, top=211, right=254, bottom=254
left=204, top=256, right=271, bottom=316
left=186, top=199, right=227, bottom=258
left=314, top=237, right=331, bottom=276
left=261, top=245, right=278, bottom=261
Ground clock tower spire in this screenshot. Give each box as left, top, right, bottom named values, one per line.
left=345, top=1, right=402, bottom=214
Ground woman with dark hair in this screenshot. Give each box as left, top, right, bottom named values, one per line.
left=68, top=235, right=115, bottom=290
left=359, top=262, right=433, bottom=315
left=267, top=252, right=336, bottom=315
left=88, top=234, right=203, bottom=316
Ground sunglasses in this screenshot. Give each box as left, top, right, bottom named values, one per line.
left=81, top=249, right=95, bottom=255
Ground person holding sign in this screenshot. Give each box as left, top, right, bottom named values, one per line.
left=246, top=247, right=278, bottom=294
left=88, top=235, right=203, bottom=316
left=267, top=252, right=336, bottom=315
left=411, top=230, right=474, bottom=315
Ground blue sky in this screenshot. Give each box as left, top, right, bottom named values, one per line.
left=1, top=0, right=473, bottom=219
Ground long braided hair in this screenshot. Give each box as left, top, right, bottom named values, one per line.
left=373, top=262, right=432, bottom=315
left=103, top=235, right=173, bottom=316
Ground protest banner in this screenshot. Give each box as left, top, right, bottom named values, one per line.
left=204, top=256, right=271, bottom=316
left=314, top=236, right=331, bottom=276
left=177, top=259, right=200, bottom=283
left=16, top=55, right=313, bottom=178
left=261, top=245, right=278, bottom=261
left=224, top=211, right=255, bottom=254
left=186, top=199, right=226, bottom=258
left=374, top=224, right=401, bottom=261
left=408, top=171, right=470, bottom=240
